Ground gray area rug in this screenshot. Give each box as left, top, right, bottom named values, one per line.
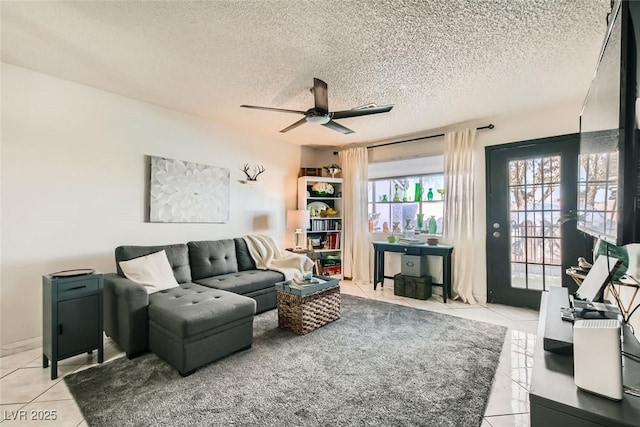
left=65, top=295, right=506, bottom=426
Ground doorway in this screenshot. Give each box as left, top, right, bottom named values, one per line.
left=486, top=134, right=584, bottom=309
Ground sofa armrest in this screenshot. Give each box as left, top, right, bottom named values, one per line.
left=103, top=273, right=150, bottom=357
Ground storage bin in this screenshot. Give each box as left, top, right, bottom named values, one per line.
left=393, top=273, right=405, bottom=296
left=277, top=285, right=341, bottom=334
left=393, top=274, right=432, bottom=300
left=401, top=254, right=429, bottom=277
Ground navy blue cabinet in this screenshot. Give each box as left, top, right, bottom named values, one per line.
left=42, top=273, right=103, bottom=379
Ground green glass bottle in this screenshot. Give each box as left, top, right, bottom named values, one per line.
left=427, top=188, right=434, bottom=201
left=393, top=184, right=400, bottom=202
left=428, top=215, right=437, bottom=234
left=414, top=183, right=422, bottom=201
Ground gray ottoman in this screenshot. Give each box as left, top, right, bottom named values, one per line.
left=148, top=283, right=256, bottom=376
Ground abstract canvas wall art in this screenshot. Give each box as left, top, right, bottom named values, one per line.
left=150, top=156, right=230, bottom=223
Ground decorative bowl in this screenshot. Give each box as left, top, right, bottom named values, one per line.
left=427, top=237, right=439, bottom=246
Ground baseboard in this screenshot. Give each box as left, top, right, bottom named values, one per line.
left=0, top=336, right=41, bottom=357
left=1, top=332, right=112, bottom=357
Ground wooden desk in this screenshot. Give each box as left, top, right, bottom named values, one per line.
left=372, top=241, right=453, bottom=303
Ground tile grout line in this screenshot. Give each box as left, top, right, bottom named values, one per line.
left=485, top=411, right=531, bottom=417
left=482, top=416, right=495, bottom=426
left=29, top=364, right=85, bottom=404
left=486, top=306, right=539, bottom=322
left=1, top=366, right=65, bottom=406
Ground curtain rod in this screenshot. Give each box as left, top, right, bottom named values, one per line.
left=333, top=123, right=494, bottom=155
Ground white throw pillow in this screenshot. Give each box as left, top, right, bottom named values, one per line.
left=119, top=250, right=179, bottom=294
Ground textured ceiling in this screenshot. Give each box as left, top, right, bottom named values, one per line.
left=1, top=0, right=610, bottom=147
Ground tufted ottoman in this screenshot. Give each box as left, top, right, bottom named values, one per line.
left=148, top=283, right=256, bottom=376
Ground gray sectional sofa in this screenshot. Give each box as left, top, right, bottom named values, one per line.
left=103, top=237, right=286, bottom=372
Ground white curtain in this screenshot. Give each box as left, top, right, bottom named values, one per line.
left=338, top=147, right=369, bottom=283
left=443, top=128, right=477, bottom=304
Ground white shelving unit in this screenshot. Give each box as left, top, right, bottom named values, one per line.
left=298, top=176, right=343, bottom=278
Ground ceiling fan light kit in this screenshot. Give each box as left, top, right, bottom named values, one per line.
left=241, top=78, right=393, bottom=134
left=306, top=115, right=330, bottom=125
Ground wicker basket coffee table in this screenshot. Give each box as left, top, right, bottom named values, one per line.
left=276, top=277, right=341, bottom=335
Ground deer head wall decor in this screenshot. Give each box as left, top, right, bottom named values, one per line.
left=241, top=164, right=266, bottom=182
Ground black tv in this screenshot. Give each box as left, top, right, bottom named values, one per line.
left=578, top=0, right=640, bottom=246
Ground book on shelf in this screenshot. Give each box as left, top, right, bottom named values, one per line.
left=320, top=265, right=342, bottom=276
left=314, top=255, right=341, bottom=276
left=324, top=233, right=340, bottom=249
left=310, top=219, right=342, bottom=231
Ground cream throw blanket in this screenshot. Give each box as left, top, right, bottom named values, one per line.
left=243, top=234, right=314, bottom=281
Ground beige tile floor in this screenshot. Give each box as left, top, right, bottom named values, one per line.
left=0, top=280, right=538, bottom=426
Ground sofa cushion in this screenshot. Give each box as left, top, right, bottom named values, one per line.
left=234, top=238, right=257, bottom=271
left=116, top=244, right=192, bottom=284
left=118, top=250, right=179, bottom=294
left=194, top=270, right=284, bottom=295
left=148, top=283, right=256, bottom=338
left=188, top=240, right=239, bottom=280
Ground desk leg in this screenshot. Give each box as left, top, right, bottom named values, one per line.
left=379, top=250, right=385, bottom=289
left=374, top=249, right=384, bottom=290
left=443, top=253, right=452, bottom=303
left=373, top=249, right=379, bottom=290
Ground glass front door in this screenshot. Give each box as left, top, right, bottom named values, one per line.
left=508, top=155, right=563, bottom=291
left=486, top=134, right=584, bottom=309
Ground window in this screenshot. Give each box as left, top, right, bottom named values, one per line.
left=368, top=174, right=445, bottom=234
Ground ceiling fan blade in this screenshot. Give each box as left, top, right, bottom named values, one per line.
left=240, top=105, right=306, bottom=114
left=313, top=78, right=329, bottom=113
left=322, top=120, right=354, bottom=134
left=280, top=117, right=308, bottom=133
left=331, top=104, right=394, bottom=120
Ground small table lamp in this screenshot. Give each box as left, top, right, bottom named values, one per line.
left=287, top=209, right=310, bottom=250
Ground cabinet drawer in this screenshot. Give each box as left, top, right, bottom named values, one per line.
left=403, top=246, right=422, bottom=255
left=57, top=277, right=99, bottom=298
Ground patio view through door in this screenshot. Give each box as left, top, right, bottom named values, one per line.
left=486, top=134, right=584, bottom=309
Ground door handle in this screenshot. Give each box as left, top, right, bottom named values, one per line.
left=493, top=231, right=500, bottom=238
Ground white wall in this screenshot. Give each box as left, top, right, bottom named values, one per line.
left=0, top=64, right=302, bottom=345
left=301, top=147, right=337, bottom=171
